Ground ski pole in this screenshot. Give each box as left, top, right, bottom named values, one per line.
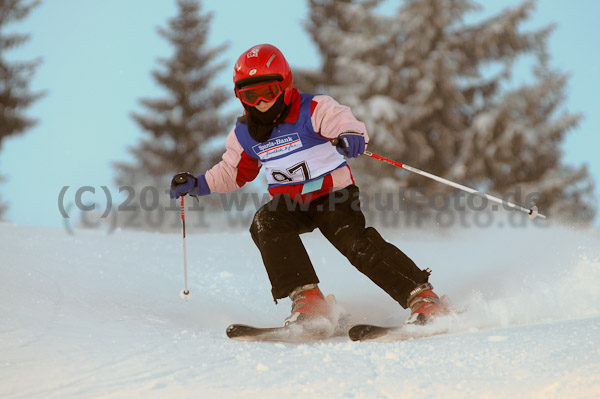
left=179, top=195, right=192, bottom=300
left=363, top=151, right=546, bottom=220
left=172, top=173, right=193, bottom=300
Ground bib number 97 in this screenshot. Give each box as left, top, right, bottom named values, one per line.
left=271, top=161, right=311, bottom=182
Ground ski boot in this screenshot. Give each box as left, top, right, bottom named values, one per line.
left=406, top=283, right=450, bottom=325
left=284, top=284, right=332, bottom=326
left=284, top=284, right=352, bottom=337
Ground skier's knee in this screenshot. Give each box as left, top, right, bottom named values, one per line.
left=250, top=206, right=271, bottom=238
left=341, top=227, right=381, bottom=265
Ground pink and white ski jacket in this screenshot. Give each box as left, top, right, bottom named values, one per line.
left=204, top=89, right=369, bottom=203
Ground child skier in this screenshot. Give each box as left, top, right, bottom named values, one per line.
left=170, top=43, right=448, bottom=329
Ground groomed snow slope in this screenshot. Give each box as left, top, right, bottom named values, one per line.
left=1, top=221, right=599, bottom=399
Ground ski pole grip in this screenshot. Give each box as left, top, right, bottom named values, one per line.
left=173, top=174, right=188, bottom=186
left=172, top=172, right=196, bottom=188
left=331, top=136, right=349, bottom=156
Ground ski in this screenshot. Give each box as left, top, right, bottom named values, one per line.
left=227, top=294, right=352, bottom=343
left=348, top=323, right=449, bottom=342
left=226, top=323, right=337, bottom=343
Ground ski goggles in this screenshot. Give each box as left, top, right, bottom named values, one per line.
left=236, top=81, right=283, bottom=106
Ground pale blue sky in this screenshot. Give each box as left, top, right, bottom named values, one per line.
left=1, top=0, right=598, bottom=227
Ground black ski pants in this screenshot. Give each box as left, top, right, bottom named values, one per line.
left=249, top=185, right=430, bottom=308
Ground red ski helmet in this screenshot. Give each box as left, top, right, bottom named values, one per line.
left=233, top=44, right=293, bottom=107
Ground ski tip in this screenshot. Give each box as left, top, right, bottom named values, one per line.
left=226, top=324, right=258, bottom=339
left=348, top=324, right=368, bottom=341
left=348, top=324, right=390, bottom=342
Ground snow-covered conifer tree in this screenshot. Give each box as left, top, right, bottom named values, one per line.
left=0, top=0, right=44, bottom=219
left=115, top=0, right=232, bottom=187
left=112, top=0, right=233, bottom=231
left=303, top=0, right=595, bottom=222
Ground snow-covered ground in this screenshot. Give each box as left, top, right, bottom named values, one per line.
left=1, top=220, right=599, bottom=398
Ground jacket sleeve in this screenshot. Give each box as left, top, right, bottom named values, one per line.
left=204, top=127, right=261, bottom=193
left=310, top=95, right=369, bottom=142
